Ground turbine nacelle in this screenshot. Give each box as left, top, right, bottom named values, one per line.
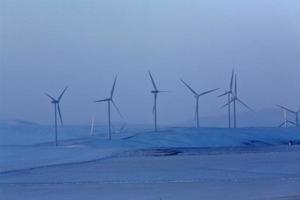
left=45, top=86, right=68, bottom=104
left=151, top=90, right=167, bottom=94
left=51, top=100, right=59, bottom=104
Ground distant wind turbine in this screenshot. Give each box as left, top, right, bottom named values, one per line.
left=277, top=105, right=299, bottom=127
left=218, top=69, right=234, bottom=128
left=45, top=87, right=68, bottom=146
left=90, top=114, right=95, bottom=136
left=181, top=79, right=219, bottom=128
left=148, top=71, right=167, bottom=132
left=94, top=76, right=123, bottom=140
left=222, top=74, right=253, bottom=128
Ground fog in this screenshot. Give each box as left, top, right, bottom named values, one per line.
left=1, top=0, right=300, bottom=125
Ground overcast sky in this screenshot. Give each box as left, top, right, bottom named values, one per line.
left=1, top=0, right=300, bottom=125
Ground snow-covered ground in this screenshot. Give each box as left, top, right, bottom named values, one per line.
left=1, top=148, right=300, bottom=200
left=1, top=122, right=300, bottom=199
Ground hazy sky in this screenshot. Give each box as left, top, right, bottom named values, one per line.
left=1, top=0, right=300, bottom=125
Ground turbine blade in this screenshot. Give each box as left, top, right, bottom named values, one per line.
left=110, top=76, right=118, bottom=98
left=152, top=103, right=155, bottom=114
left=152, top=94, right=157, bottom=114
left=234, top=75, right=238, bottom=96
left=94, top=99, right=109, bottom=103
left=230, top=69, right=234, bottom=90
left=152, top=102, right=156, bottom=114
left=220, top=98, right=234, bottom=109
left=199, top=88, right=219, bottom=97
left=158, top=90, right=168, bottom=93
left=218, top=91, right=231, bottom=97
left=180, top=79, right=198, bottom=96
left=111, top=100, right=123, bottom=119
left=58, top=87, right=68, bottom=101
left=287, top=120, right=296, bottom=126
left=119, top=123, right=127, bottom=133
left=148, top=71, right=158, bottom=90
left=45, top=93, right=56, bottom=101
left=279, top=122, right=285, bottom=127
left=57, top=103, right=63, bottom=126
left=277, top=105, right=296, bottom=114
left=236, top=98, right=253, bottom=111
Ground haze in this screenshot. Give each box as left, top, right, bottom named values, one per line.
left=1, top=0, right=300, bottom=125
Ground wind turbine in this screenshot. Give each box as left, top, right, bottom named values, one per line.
left=218, top=69, right=234, bottom=128
left=90, top=114, right=95, bottom=136
left=278, top=109, right=296, bottom=128
left=181, top=79, right=219, bottom=128
left=148, top=71, right=167, bottom=132
left=222, top=74, right=253, bottom=128
left=94, top=76, right=123, bottom=140
left=45, top=87, right=67, bottom=146
left=277, top=105, right=299, bottom=127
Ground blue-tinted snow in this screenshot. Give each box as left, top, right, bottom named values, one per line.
left=0, top=122, right=300, bottom=172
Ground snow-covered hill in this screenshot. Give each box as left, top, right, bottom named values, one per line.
left=1, top=124, right=300, bottom=172
left=1, top=124, right=300, bottom=199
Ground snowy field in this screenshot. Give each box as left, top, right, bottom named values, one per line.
left=1, top=122, right=300, bottom=199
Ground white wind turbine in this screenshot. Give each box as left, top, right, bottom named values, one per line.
left=222, top=74, right=253, bottom=128
left=277, top=105, right=298, bottom=127
left=94, top=76, right=123, bottom=140
left=45, top=87, right=67, bottom=146
left=218, top=69, right=234, bottom=128
left=181, top=79, right=219, bottom=128
left=148, top=71, right=167, bottom=132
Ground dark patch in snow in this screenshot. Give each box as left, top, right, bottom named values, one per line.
left=288, top=140, right=300, bottom=146
left=117, top=146, right=300, bottom=158
left=119, top=148, right=181, bottom=157
left=0, top=119, right=39, bottom=126
left=242, top=140, right=272, bottom=146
